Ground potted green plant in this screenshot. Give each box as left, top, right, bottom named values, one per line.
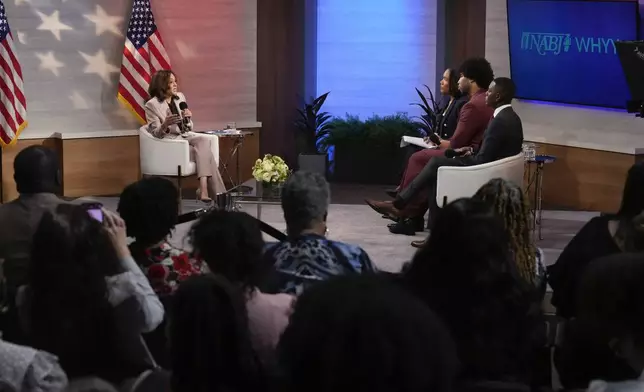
left=319, top=114, right=422, bottom=184
left=411, top=85, right=441, bottom=135
left=295, top=92, right=331, bottom=175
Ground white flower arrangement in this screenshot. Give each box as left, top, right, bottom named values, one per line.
left=252, top=154, right=290, bottom=184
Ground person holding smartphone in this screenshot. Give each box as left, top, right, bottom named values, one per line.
left=144, top=70, right=226, bottom=202
left=16, top=204, right=164, bottom=383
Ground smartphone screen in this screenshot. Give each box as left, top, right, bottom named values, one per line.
left=81, top=203, right=104, bottom=222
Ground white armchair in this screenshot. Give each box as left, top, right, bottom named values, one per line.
left=436, top=152, right=525, bottom=207
left=138, top=127, right=221, bottom=208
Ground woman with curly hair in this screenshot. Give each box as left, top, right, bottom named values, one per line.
left=473, top=178, right=545, bottom=288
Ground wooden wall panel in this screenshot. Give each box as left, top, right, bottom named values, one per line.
left=1, top=131, right=261, bottom=202
left=257, top=0, right=315, bottom=166
left=1, top=138, right=63, bottom=202
left=61, top=137, right=140, bottom=198
left=154, top=0, right=258, bottom=128
left=443, top=0, right=487, bottom=69
left=533, top=143, right=641, bottom=212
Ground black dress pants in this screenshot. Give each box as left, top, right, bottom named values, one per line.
left=395, top=156, right=469, bottom=229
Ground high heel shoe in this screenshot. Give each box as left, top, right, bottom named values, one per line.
left=196, top=188, right=212, bottom=203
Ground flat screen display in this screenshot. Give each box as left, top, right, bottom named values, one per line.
left=507, top=0, right=639, bottom=108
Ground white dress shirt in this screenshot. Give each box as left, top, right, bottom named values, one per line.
left=493, top=104, right=512, bottom=118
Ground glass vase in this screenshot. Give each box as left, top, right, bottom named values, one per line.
left=260, top=181, right=283, bottom=198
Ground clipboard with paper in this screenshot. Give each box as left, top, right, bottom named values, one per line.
left=400, top=136, right=439, bottom=150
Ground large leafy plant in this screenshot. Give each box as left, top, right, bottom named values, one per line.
left=319, top=113, right=421, bottom=151
left=410, top=85, right=441, bottom=135
left=295, top=92, right=332, bottom=154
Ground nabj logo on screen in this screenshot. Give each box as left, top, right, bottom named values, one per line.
left=520, top=32, right=618, bottom=56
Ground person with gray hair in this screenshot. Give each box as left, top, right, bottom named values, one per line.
left=262, top=171, right=376, bottom=295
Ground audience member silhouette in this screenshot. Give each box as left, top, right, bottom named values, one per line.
left=404, top=198, right=540, bottom=386
left=473, top=178, right=545, bottom=288
left=18, top=205, right=162, bottom=384
left=549, top=162, right=644, bottom=389
left=549, top=161, right=644, bottom=318
left=170, top=274, right=266, bottom=392
left=579, top=253, right=644, bottom=391
left=0, top=145, right=64, bottom=296
left=278, top=274, right=458, bottom=392
left=189, top=210, right=293, bottom=365
left=118, top=177, right=206, bottom=296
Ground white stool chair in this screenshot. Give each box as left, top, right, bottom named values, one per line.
left=138, top=127, right=220, bottom=212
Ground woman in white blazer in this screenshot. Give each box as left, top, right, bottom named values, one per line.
left=144, top=70, right=226, bottom=201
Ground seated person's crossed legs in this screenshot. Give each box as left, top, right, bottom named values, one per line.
left=366, top=156, right=465, bottom=235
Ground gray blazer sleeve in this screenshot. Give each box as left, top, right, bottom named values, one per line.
left=144, top=99, right=169, bottom=139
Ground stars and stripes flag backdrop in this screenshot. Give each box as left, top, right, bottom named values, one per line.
left=117, top=0, right=171, bottom=124
left=0, top=1, right=27, bottom=147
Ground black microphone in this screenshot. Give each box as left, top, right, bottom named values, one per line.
left=179, top=101, right=190, bottom=127
left=168, top=95, right=185, bottom=132
left=445, top=149, right=458, bottom=158
left=168, top=95, right=180, bottom=115
left=428, top=133, right=441, bottom=145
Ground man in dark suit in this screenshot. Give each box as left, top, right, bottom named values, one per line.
left=0, top=145, right=68, bottom=342
left=0, top=146, right=66, bottom=292
left=368, top=77, right=524, bottom=247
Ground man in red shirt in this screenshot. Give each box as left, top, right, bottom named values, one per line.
left=366, top=58, right=495, bottom=234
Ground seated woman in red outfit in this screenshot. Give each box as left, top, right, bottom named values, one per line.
left=387, top=68, right=467, bottom=234
left=368, top=58, right=495, bottom=235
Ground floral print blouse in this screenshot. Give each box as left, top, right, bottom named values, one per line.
left=130, top=241, right=208, bottom=296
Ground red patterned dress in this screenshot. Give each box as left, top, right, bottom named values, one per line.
left=130, top=241, right=209, bottom=296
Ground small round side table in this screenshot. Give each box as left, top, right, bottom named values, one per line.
left=525, top=154, right=556, bottom=240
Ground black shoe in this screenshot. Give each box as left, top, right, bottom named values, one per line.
left=388, top=218, right=418, bottom=236
left=411, top=216, right=424, bottom=232
left=385, top=188, right=398, bottom=199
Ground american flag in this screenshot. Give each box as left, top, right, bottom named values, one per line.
left=117, top=0, right=171, bottom=124
left=0, top=0, right=26, bottom=146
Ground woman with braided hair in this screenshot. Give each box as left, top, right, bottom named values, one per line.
left=472, top=178, right=545, bottom=288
